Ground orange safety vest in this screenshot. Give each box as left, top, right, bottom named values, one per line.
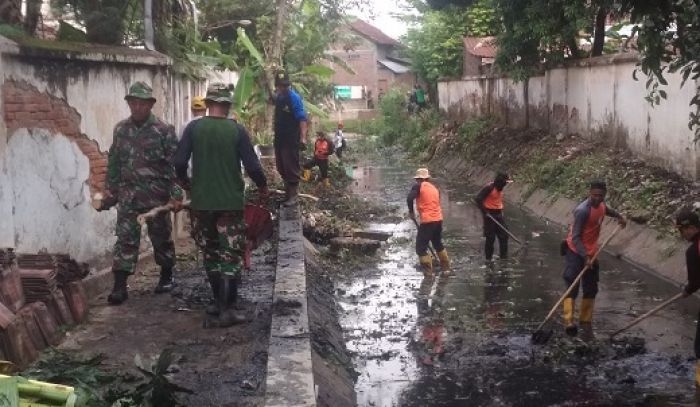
left=566, top=202, right=606, bottom=256
left=417, top=181, right=443, bottom=223
left=314, top=139, right=331, bottom=160
left=483, top=184, right=504, bottom=210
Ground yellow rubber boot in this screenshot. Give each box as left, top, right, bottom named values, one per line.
left=419, top=255, right=434, bottom=278
left=302, top=169, right=311, bottom=182
left=580, top=298, right=595, bottom=324
left=563, top=298, right=578, bottom=336
left=324, top=178, right=331, bottom=187
left=695, top=361, right=700, bottom=387
left=437, top=249, right=451, bottom=275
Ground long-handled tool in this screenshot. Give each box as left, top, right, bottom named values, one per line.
left=411, top=218, right=438, bottom=260
left=609, top=292, right=683, bottom=339
left=486, top=213, right=523, bottom=245
left=136, top=200, right=192, bottom=225
left=531, top=225, right=621, bottom=344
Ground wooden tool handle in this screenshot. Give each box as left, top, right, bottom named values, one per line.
left=534, top=225, right=621, bottom=332
left=137, top=200, right=191, bottom=225
left=486, top=213, right=523, bottom=245
left=610, top=292, right=683, bottom=338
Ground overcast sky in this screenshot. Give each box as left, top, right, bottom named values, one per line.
left=350, top=0, right=418, bottom=40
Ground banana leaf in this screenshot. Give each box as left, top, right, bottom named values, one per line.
left=0, top=376, right=19, bottom=407
left=303, top=100, right=328, bottom=119
left=237, top=28, right=264, bottom=67
left=301, top=64, right=335, bottom=78
left=234, top=67, right=256, bottom=113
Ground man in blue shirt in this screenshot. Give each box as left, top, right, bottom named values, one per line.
left=273, top=70, right=308, bottom=207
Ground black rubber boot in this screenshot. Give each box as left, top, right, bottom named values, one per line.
left=154, top=267, right=175, bottom=294
left=206, top=274, right=221, bottom=316
left=217, top=277, right=247, bottom=327
left=107, top=270, right=129, bottom=305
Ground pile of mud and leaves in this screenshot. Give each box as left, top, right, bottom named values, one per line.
left=427, top=120, right=700, bottom=235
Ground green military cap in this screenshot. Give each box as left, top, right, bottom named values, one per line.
left=204, top=83, right=233, bottom=104
left=125, top=81, right=156, bottom=101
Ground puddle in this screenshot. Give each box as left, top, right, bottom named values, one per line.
left=335, top=161, right=700, bottom=406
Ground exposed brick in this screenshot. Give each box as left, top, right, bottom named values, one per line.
left=15, top=112, right=30, bottom=122
left=4, top=103, right=21, bottom=113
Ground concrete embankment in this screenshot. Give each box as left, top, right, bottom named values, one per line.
left=433, top=155, right=688, bottom=287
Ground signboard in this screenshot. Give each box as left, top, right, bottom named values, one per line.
left=335, top=86, right=352, bottom=100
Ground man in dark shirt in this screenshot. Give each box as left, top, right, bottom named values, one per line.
left=675, top=209, right=700, bottom=387
left=273, top=70, right=308, bottom=207
left=174, top=84, right=268, bottom=327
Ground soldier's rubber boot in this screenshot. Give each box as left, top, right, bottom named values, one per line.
left=563, top=298, right=578, bottom=336
left=217, top=276, right=247, bottom=327
left=324, top=178, right=331, bottom=188
left=579, top=298, right=595, bottom=341
left=419, top=255, right=434, bottom=279
left=695, top=360, right=700, bottom=387
left=107, top=270, right=129, bottom=305
left=437, top=249, right=451, bottom=276
left=302, top=169, right=311, bottom=182
left=205, top=273, right=221, bottom=316
left=154, top=267, right=175, bottom=294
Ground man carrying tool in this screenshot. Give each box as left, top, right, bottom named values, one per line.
left=273, top=70, right=308, bottom=207
left=475, top=172, right=512, bottom=261
left=96, top=81, right=184, bottom=305
left=675, top=209, right=700, bottom=386
left=174, top=84, right=268, bottom=327
left=407, top=168, right=450, bottom=278
left=562, top=180, right=626, bottom=336
left=302, top=131, right=334, bottom=187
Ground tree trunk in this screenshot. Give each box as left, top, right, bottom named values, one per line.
left=23, top=0, right=42, bottom=36
left=0, top=0, right=22, bottom=25
left=265, top=0, right=288, bottom=133
left=592, top=6, right=607, bottom=57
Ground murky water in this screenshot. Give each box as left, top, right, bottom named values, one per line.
left=337, top=161, right=700, bottom=406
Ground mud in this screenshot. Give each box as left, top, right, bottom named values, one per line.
left=54, top=236, right=276, bottom=406
left=329, top=156, right=700, bottom=406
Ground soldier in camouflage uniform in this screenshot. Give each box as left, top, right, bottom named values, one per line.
left=174, top=84, right=268, bottom=326
left=96, top=81, right=184, bottom=305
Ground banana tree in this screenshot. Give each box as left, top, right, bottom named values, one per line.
left=234, top=27, right=331, bottom=142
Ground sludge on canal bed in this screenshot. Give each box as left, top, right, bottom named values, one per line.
left=314, top=160, right=700, bottom=406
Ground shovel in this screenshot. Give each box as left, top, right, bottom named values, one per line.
left=486, top=213, right=523, bottom=245
left=531, top=225, right=621, bottom=344
left=609, top=292, right=683, bottom=339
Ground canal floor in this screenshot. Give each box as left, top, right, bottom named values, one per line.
left=336, top=160, right=700, bottom=406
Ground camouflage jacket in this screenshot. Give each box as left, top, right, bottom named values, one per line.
left=106, top=113, right=183, bottom=210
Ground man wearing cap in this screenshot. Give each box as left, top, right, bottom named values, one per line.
left=174, top=84, right=269, bottom=327
left=191, top=96, right=206, bottom=119
left=407, top=168, right=450, bottom=278
left=273, top=69, right=308, bottom=206
left=675, top=209, right=700, bottom=387
left=97, top=81, right=184, bottom=305
left=561, top=180, right=626, bottom=336
left=474, top=172, right=512, bottom=261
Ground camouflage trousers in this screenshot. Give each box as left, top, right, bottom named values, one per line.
left=192, top=210, right=246, bottom=278
left=113, top=206, right=175, bottom=274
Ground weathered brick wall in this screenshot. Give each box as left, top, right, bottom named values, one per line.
left=2, top=80, right=107, bottom=194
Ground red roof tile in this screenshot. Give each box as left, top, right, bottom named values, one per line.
left=464, top=36, right=498, bottom=58
left=350, top=19, right=401, bottom=47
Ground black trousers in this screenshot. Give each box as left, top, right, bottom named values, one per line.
left=416, top=221, right=444, bottom=256
left=563, top=248, right=600, bottom=299
left=483, top=211, right=508, bottom=260
left=304, top=157, right=329, bottom=179
left=696, top=311, right=700, bottom=358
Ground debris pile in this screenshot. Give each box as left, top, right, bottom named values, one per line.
left=0, top=248, right=89, bottom=368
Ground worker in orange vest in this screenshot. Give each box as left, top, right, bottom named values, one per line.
left=474, top=172, right=512, bottom=261
left=675, top=209, right=700, bottom=387
left=407, top=168, right=450, bottom=278
left=302, top=131, right=335, bottom=187
left=562, top=180, right=626, bottom=336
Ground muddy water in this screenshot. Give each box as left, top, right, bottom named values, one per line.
left=337, top=161, right=700, bottom=406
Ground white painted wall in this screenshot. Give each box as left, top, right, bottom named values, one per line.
left=0, top=38, right=234, bottom=265
left=438, top=56, right=700, bottom=179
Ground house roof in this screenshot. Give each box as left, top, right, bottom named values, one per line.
left=349, top=20, right=401, bottom=47
left=378, top=59, right=411, bottom=74
left=464, top=36, right=498, bottom=58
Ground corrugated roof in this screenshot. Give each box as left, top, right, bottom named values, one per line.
left=464, top=36, right=498, bottom=58
left=350, top=20, right=401, bottom=47
left=378, top=59, right=411, bottom=74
